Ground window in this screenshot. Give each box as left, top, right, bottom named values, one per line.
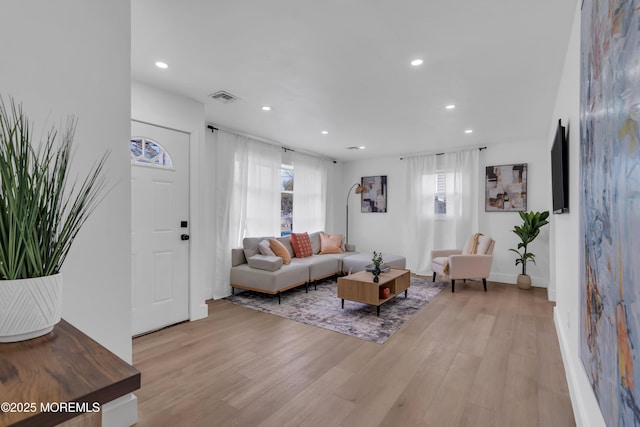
left=280, top=166, right=293, bottom=236
left=130, top=137, right=173, bottom=168
left=435, top=172, right=446, bottom=214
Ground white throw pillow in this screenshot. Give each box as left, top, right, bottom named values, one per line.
left=258, top=239, right=276, bottom=256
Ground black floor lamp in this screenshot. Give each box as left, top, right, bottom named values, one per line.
left=346, top=183, right=366, bottom=249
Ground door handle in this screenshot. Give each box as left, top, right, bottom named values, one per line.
left=181, top=234, right=190, bottom=241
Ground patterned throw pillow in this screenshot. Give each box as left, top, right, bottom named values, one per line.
left=319, top=232, right=344, bottom=254
left=269, top=239, right=292, bottom=264
left=290, top=232, right=313, bottom=258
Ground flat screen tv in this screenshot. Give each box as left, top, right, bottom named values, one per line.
left=551, top=119, right=569, bottom=214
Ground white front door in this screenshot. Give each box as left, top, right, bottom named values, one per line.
left=131, top=121, right=190, bottom=336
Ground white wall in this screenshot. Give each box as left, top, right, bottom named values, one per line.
left=0, top=0, right=132, bottom=361
left=131, top=81, right=209, bottom=319
left=344, top=143, right=551, bottom=287
left=478, top=140, right=551, bottom=288
left=343, top=157, right=409, bottom=257
left=1, top=1, right=137, bottom=424
left=551, top=2, right=606, bottom=426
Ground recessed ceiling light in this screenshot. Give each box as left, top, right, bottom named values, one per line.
left=465, top=129, right=473, bottom=134
left=446, top=104, right=456, bottom=110
left=410, top=59, right=423, bottom=66
left=321, top=130, right=329, bottom=135
left=359, top=146, right=366, bottom=150
left=261, top=106, right=271, bottom=111
left=155, top=61, right=168, bottom=69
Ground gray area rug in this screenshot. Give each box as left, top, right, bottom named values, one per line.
left=224, top=276, right=447, bottom=344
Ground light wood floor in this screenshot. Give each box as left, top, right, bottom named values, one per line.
left=132, top=279, right=575, bottom=427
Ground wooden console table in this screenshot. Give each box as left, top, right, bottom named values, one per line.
left=337, top=268, right=411, bottom=316
left=0, top=319, right=141, bottom=427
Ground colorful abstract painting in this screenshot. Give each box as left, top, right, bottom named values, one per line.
left=580, top=1, right=640, bottom=425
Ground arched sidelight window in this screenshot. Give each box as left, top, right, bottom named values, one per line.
left=130, top=137, right=173, bottom=168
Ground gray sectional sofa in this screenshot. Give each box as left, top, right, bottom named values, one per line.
left=230, top=231, right=355, bottom=303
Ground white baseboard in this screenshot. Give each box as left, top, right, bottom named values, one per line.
left=488, top=272, right=548, bottom=288
left=190, top=303, right=208, bottom=321
left=554, top=308, right=606, bottom=427
left=547, top=288, right=557, bottom=301
left=102, top=393, right=137, bottom=427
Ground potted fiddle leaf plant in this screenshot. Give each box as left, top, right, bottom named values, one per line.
left=0, top=97, right=108, bottom=342
left=510, top=210, right=550, bottom=289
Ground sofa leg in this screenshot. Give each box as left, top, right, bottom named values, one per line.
left=451, top=279, right=455, bottom=293
left=232, top=287, right=235, bottom=295
left=432, top=272, right=436, bottom=282
left=314, top=280, right=317, bottom=291
left=305, top=282, right=309, bottom=293
left=277, top=292, right=281, bottom=304
left=483, top=278, right=487, bottom=292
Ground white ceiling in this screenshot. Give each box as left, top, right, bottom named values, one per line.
left=131, top=0, right=578, bottom=162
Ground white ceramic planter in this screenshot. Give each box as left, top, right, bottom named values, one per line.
left=0, top=274, right=62, bottom=342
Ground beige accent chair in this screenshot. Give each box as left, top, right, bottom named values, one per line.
left=431, top=234, right=495, bottom=292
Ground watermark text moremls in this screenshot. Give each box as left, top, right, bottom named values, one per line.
left=40, top=402, right=101, bottom=413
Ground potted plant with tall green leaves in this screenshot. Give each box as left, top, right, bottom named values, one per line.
left=510, top=210, right=550, bottom=289
left=0, top=97, right=107, bottom=342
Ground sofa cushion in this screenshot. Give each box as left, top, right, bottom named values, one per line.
left=291, top=255, right=340, bottom=281
left=231, top=248, right=247, bottom=267
left=291, top=232, right=313, bottom=258
left=243, top=236, right=272, bottom=260
left=247, top=254, right=283, bottom=271
left=308, top=231, right=322, bottom=254
left=258, top=239, right=276, bottom=256
left=230, top=263, right=309, bottom=294
left=319, top=232, right=344, bottom=254
left=276, top=236, right=295, bottom=258
left=269, top=239, right=292, bottom=264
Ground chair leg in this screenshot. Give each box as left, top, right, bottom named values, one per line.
left=451, top=279, right=455, bottom=293
left=483, top=278, right=487, bottom=292
left=432, top=272, right=436, bottom=282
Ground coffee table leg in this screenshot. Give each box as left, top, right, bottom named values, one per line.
left=341, top=299, right=344, bottom=309
left=377, top=306, right=380, bottom=316
left=405, top=289, right=408, bottom=298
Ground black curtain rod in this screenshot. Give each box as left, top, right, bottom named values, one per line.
left=400, top=146, right=487, bottom=160
left=207, top=125, right=296, bottom=154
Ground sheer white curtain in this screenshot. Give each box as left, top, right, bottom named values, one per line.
left=292, top=152, right=329, bottom=233
left=443, top=148, right=479, bottom=246
left=234, top=138, right=281, bottom=238
left=212, top=129, right=281, bottom=298
left=406, top=154, right=438, bottom=274
left=405, top=148, right=479, bottom=275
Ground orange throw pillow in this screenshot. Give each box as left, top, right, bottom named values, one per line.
left=269, top=239, right=292, bottom=264
left=291, top=232, right=313, bottom=258
left=319, top=232, right=343, bottom=254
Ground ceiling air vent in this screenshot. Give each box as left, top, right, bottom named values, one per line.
left=209, top=90, right=240, bottom=103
